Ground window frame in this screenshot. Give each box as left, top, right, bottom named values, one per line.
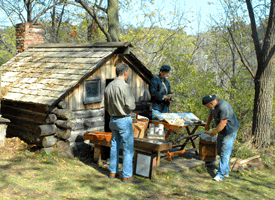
left=83, top=76, right=104, bottom=104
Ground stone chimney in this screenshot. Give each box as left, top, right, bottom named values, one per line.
left=15, top=23, right=44, bottom=53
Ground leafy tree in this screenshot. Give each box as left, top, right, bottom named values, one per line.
left=0, top=26, right=15, bottom=66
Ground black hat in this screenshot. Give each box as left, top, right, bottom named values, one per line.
left=202, top=95, right=216, bottom=105
left=160, top=65, right=171, bottom=72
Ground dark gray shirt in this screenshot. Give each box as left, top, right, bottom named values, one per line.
left=210, top=99, right=239, bottom=135
left=104, top=77, right=135, bottom=116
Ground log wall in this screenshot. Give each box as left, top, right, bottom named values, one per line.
left=2, top=100, right=74, bottom=150
left=64, top=57, right=150, bottom=111
left=2, top=54, right=152, bottom=151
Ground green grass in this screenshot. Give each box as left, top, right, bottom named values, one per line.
left=0, top=139, right=275, bottom=200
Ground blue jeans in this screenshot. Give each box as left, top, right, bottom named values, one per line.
left=152, top=106, right=169, bottom=120
left=216, top=129, right=238, bottom=179
left=109, top=116, right=134, bottom=178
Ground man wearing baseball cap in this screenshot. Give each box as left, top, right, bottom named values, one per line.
left=149, top=65, right=175, bottom=120
left=202, top=95, right=239, bottom=181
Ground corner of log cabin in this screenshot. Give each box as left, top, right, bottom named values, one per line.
left=0, top=42, right=154, bottom=151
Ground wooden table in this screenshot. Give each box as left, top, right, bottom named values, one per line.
left=150, top=120, right=206, bottom=162
left=83, top=133, right=172, bottom=167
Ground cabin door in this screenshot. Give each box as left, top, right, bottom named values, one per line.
left=104, top=79, right=114, bottom=132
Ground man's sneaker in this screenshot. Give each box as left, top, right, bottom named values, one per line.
left=214, top=169, right=229, bottom=178
left=213, top=175, right=223, bottom=182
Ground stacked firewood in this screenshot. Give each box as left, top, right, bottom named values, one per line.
left=36, top=101, right=74, bottom=157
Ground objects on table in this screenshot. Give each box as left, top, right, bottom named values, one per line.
left=154, top=113, right=204, bottom=126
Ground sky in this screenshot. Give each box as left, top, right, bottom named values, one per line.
left=0, top=0, right=222, bottom=35
left=119, top=0, right=222, bottom=34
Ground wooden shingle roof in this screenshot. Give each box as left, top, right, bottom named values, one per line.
left=0, top=43, right=128, bottom=106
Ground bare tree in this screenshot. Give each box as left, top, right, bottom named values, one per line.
left=244, top=0, right=275, bottom=148
left=75, top=0, right=119, bottom=42
left=0, top=0, right=66, bottom=25
left=213, top=0, right=274, bottom=148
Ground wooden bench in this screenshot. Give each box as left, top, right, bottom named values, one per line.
left=83, top=132, right=112, bottom=165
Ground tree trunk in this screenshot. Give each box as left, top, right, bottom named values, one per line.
left=26, top=0, right=32, bottom=23
left=107, top=0, right=120, bottom=42
left=51, top=0, right=56, bottom=43
left=245, top=0, right=275, bottom=149
left=252, top=60, right=275, bottom=148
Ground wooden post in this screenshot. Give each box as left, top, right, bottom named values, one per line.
left=94, top=144, right=103, bottom=165
left=0, top=71, right=1, bottom=115
left=0, top=118, right=10, bottom=147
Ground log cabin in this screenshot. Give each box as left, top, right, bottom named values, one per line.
left=0, top=23, right=153, bottom=152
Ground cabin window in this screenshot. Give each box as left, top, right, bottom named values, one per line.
left=84, top=77, right=103, bottom=104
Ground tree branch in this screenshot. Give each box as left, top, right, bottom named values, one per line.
left=245, top=0, right=262, bottom=60
left=94, top=1, right=107, bottom=13
left=227, top=27, right=255, bottom=79
left=0, top=35, right=15, bottom=56
left=262, top=0, right=275, bottom=65
left=33, top=0, right=64, bottom=24
left=56, top=1, right=66, bottom=42
left=75, top=0, right=112, bottom=42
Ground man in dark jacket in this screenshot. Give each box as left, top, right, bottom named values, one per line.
left=149, top=65, right=174, bottom=120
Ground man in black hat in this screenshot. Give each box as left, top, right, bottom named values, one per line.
left=149, top=65, right=175, bottom=120
left=202, top=95, right=239, bottom=181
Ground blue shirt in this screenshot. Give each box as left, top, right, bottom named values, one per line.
left=210, top=99, right=239, bottom=135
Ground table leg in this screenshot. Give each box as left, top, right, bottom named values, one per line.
left=165, top=150, right=172, bottom=162
left=183, top=126, right=200, bottom=155
left=94, top=144, right=103, bottom=165
left=157, top=151, right=161, bottom=167
left=165, top=129, right=173, bottom=141
left=165, top=149, right=187, bottom=162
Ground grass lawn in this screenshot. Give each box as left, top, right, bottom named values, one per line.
left=0, top=137, right=274, bottom=200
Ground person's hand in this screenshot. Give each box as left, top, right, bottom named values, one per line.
left=169, top=93, right=175, bottom=99
left=164, top=95, right=170, bottom=99
left=209, top=132, right=217, bottom=137
left=205, top=131, right=217, bottom=137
